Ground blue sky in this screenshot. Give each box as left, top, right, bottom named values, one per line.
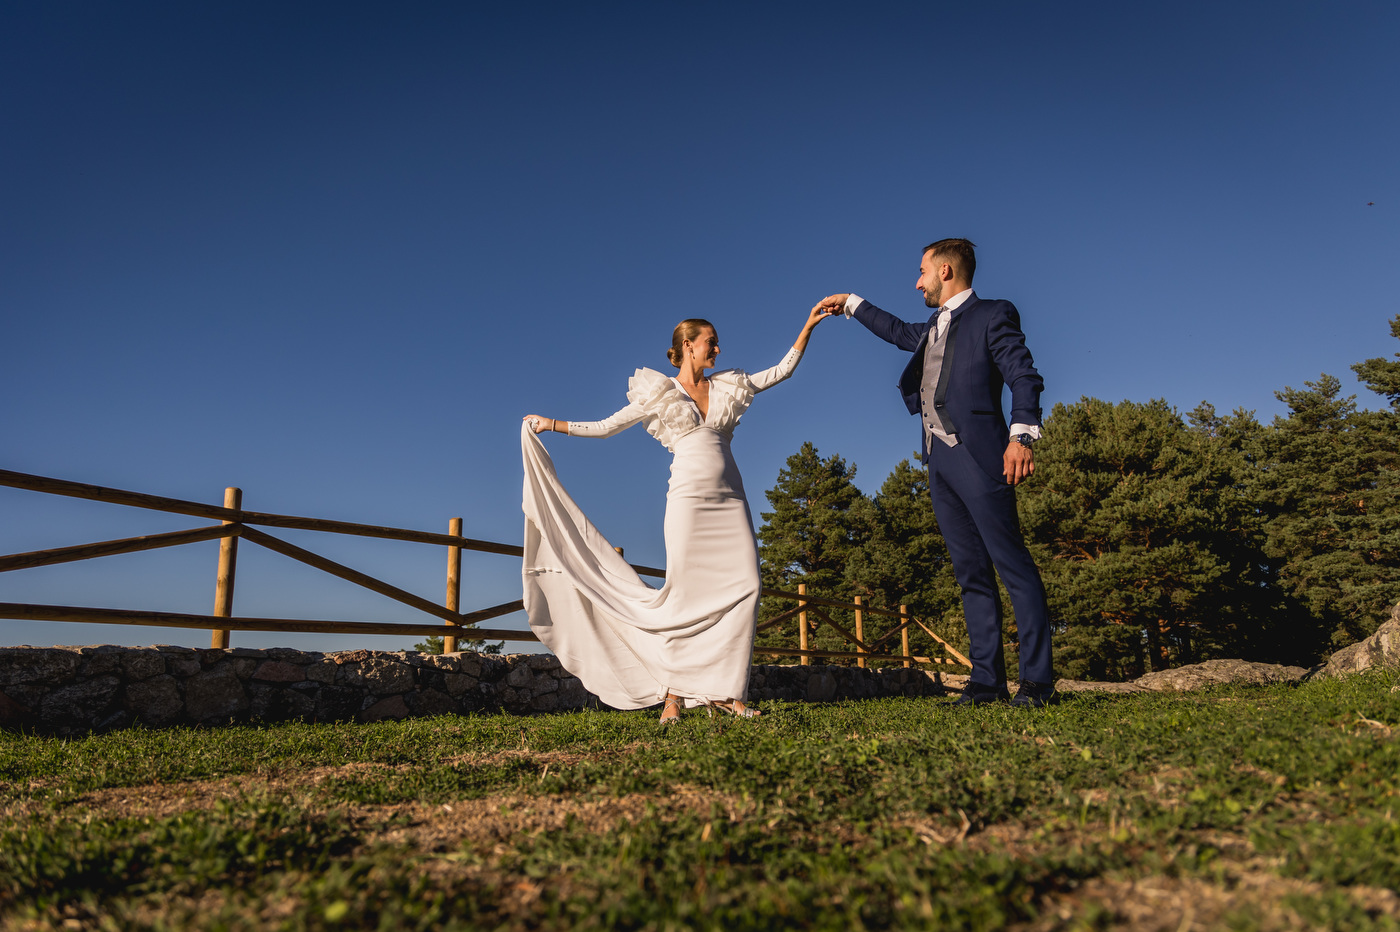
left=3, top=1, right=1397, bottom=653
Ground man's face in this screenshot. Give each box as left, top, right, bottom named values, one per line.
left=916, top=250, right=945, bottom=309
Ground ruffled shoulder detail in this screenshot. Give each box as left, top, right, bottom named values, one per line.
left=707, top=369, right=756, bottom=432
left=625, top=367, right=701, bottom=451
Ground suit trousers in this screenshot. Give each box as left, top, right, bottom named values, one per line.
left=927, top=441, right=1053, bottom=688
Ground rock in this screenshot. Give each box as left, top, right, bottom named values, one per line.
left=1318, top=604, right=1400, bottom=678
left=443, top=673, right=478, bottom=698
left=0, top=690, right=33, bottom=728
left=306, top=660, right=338, bottom=684
left=267, top=647, right=317, bottom=663
left=1135, top=659, right=1308, bottom=692
left=253, top=661, right=306, bottom=683
left=316, top=686, right=361, bottom=722
left=75, top=646, right=124, bottom=676
left=340, top=658, right=415, bottom=695
left=4, top=683, right=48, bottom=712
left=420, top=654, right=459, bottom=672
left=557, top=678, right=589, bottom=708
left=0, top=648, right=79, bottom=686
left=505, top=664, right=534, bottom=688
left=941, top=673, right=970, bottom=695
left=96, top=709, right=130, bottom=730
left=806, top=670, right=837, bottom=702
left=120, top=649, right=166, bottom=681
left=184, top=663, right=249, bottom=721
left=530, top=692, right=559, bottom=712
left=406, top=688, right=459, bottom=716
left=167, top=654, right=202, bottom=677
left=226, top=657, right=259, bottom=679
left=1055, top=679, right=1146, bottom=695
left=248, top=683, right=315, bottom=722
left=125, top=675, right=183, bottom=726
left=40, top=675, right=121, bottom=728
left=360, top=695, right=409, bottom=723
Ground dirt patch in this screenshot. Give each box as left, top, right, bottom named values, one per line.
left=2, top=746, right=642, bottom=823
left=359, top=783, right=749, bottom=855
left=1025, top=870, right=1400, bottom=931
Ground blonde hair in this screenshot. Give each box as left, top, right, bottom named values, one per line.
left=667, top=318, right=715, bottom=368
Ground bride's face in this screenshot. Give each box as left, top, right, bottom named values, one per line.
left=686, top=327, right=720, bottom=370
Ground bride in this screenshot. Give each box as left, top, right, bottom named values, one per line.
left=521, top=303, right=834, bottom=724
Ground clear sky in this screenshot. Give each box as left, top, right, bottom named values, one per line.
left=3, top=1, right=1397, bottom=654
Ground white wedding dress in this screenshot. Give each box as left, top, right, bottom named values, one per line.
left=521, top=347, right=802, bottom=709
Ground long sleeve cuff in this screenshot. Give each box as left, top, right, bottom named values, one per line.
left=1009, top=424, right=1042, bottom=441
left=842, top=294, right=865, bottom=318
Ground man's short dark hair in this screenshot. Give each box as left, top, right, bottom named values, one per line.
left=923, top=238, right=977, bottom=284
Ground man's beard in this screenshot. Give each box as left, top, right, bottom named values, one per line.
left=923, top=281, right=943, bottom=308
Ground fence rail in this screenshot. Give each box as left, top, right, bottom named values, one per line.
left=0, top=468, right=970, bottom=670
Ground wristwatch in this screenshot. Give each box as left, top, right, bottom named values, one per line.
left=1013, top=433, right=1036, bottom=448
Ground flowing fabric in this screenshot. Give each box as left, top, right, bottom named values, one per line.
left=521, top=350, right=800, bottom=709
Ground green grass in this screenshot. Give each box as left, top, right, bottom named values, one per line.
left=2, top=671, right=1399, bottom=930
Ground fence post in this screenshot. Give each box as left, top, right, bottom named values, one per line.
left=443, top=517, right=463, bottom=654
left=798, top=582, right=809, bottom=665
left=211, top=487, right=241, bottom=649
left=854, top=595, right=865, bottom=669
left=900, top=604, right=910, bottom=669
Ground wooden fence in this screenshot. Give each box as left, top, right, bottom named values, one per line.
left=0, top=468, right=970, bottom=670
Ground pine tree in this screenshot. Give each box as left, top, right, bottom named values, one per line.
left=755, top=442, right=869, bottom=660
left=1017, top=397, right=1274, bottom=679
left=1351, top=315, right=1400, bottom=411
left=1252, top=326, right=1400, bottom=649
left=843, top=457, right=965, bottom=661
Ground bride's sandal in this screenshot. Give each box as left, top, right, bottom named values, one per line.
left=704, top=699, right=761, bottom=720
left=659, top=696, right=682, bottom=726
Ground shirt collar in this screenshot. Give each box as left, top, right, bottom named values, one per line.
left=943, top=288, right=974, bottom=312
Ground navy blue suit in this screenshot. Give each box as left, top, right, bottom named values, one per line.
left=853, top=294, right=1053, bottom=688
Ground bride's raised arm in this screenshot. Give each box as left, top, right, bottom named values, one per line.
left=523, top=401, right=645, bottom=437
left=749, top=301, right=838, bottom=392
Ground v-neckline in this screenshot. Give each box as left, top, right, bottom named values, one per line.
left=673, top=377, right=710, bottom=422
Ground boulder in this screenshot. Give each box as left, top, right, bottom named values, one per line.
left=1134, top=658, right=1308, bottom=692
left=1318, top=603, right=1400, bottom=678
left=1055, top=679, right=1146, bottom=695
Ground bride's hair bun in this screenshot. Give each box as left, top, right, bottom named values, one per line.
left=668, top=318, right=715, bottom=369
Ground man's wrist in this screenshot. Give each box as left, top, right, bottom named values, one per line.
left=1008, top=423, right=1041, bottom=443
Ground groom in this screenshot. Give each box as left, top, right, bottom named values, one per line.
left=820, top=238, right=1057, bottom=707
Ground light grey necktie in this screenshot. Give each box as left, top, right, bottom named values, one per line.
left=920, top=306, right=959, bottom=448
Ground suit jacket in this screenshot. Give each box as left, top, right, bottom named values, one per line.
left=853, top=295, right=1044, bottom=480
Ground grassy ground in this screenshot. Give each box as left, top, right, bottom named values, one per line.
left=1, top=671, right=1398, bottom=931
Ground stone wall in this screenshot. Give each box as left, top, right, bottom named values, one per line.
left=0, top=644, right=949, bottom=735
